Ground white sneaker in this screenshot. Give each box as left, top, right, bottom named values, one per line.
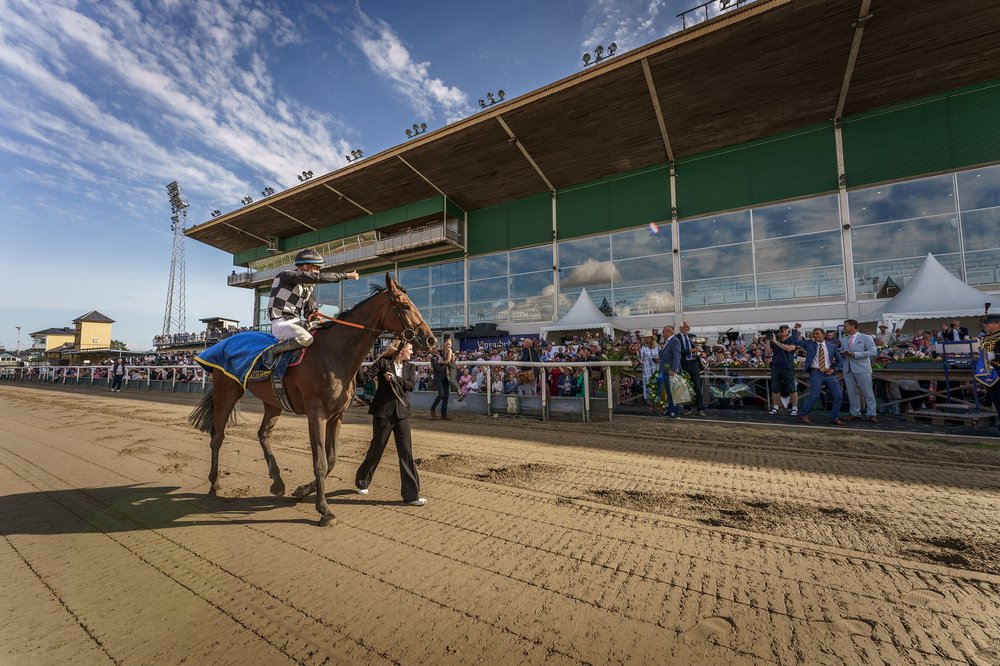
left=790, top=408, right=798, bottom=416
left=768, top=407, right=779, bottom=415
left=406, top=497, right=427, bottom=506
left=356, top=487, right=369, bottom=495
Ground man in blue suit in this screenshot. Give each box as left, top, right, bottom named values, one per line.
left=657, top=324, right=682, bottom=418
left=783, top=325, right=844, bottom=425
left=841, top=318, right=878, bottom=422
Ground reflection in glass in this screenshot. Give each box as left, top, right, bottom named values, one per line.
left=469, top=276, right=507, bottom=302
left=963, top=249, right=1000, bottom=286
left=850, top=214, right=960, bottom=263
left=753, top=195, right=838, bottom=239
left=960, top=208, right=1000, bottom=252
left=313, top=283, right=341, bottom=312
left=343, top=277, right=373, bottom=311
left=469, top=253, right=507, bottom=280
left=848, top=174, right=955, bottom=226
left=679, top=210, right=750, bottom=249
left=398, top=266, right=429, bottom=288
left=559, top=235, right=610, bottom=268
left=611, top=225, right=672, bottom=260
left=508, top=245, right=551, bottom=274
left=957, top=164, right=1000, bottom=211
left=754, top=231, right=842, bottom=271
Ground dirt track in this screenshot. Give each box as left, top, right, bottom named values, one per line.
left=2, top=384, right=999, bottom=665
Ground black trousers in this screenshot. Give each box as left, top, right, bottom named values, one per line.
left=683, top=358, right=704, bottom=410
left=430, top=376, right=449, bottom=416
left=111, top=374, right=124, bottom=390
left=987, top=382, right=1000, bottom=435
left=355, top=415, right=421, bottom=501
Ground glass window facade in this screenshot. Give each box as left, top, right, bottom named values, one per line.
left=846, top=168, right=1000, bottom=295
left=250, top=164, right=1000, bottom=329
left=399, top=258, right=465, bottom=329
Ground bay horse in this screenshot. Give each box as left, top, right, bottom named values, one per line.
left=188, top=273, right=435, bottom=526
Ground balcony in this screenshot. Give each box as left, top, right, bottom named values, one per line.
left=375, top=219, right=463, bottom=257
left=227, top=219, right=463, bottom=288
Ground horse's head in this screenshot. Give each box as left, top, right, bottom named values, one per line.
left=378, top=272, right=437, bottom=351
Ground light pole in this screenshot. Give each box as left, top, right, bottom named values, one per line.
left=15, top=326, right=20, bottom=355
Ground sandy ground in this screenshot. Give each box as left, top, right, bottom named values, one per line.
left=1, top=384, right=999, bottom=665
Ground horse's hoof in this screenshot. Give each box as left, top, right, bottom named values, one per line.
left=318, top=514, right=335, bottom=527
left=270, top=480, right=286, bottom=497
left=292, top=484, right=312, bottom=501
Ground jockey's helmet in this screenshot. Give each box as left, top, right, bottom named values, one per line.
left=294, top=248, right=324, bottom=267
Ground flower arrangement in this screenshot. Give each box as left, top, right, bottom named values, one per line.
left=714, top=360, right=743, bottom=368
left=644, top=372, right=695, bottom=413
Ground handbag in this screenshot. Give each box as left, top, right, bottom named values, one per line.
left=974, top=352, right=999, bottom=387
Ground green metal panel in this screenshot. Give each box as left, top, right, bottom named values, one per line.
left=842, top=99, right=952, bottom=186
left=318, top=223, right=346, bottom=242
left=949, top=82, right=1000, bottom=168
left=467, top=205, right=508, bottom=255
left=397, top=251, right=464, bottom=270
left=373, top=205, right=408, bottom=229
left=608, top=165, right=670, bottom=230
left=676, top=147, right=751, bottom=218
left=344, top=216, right=374, bottom=236
left=233, top=248, right=255, bottom=265
left=507, top=193, right=551, bottom=248
left=557, top=182, right=610, bottom=239
left=446, top=198, right=464, bottom=218
left=406, top=196, right=444, bottom=219
left=288, top=231, right=319, bottom=250
left=748, top=126, right=837, bottom=203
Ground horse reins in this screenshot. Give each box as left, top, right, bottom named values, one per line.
left=308, top=289, right=431, bottom=347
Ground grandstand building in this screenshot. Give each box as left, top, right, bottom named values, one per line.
left=186, top=0, right=1000, bottom=337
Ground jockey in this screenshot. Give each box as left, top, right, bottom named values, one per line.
left=262, top=248, right=359, bottom=367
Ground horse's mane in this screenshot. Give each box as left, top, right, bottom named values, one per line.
left=313, top=280, right=407, bottom=330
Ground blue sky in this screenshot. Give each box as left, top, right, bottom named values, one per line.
left=0, top=0, right=705, bottom=351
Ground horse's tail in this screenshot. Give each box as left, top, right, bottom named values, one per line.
left=188, top=385, right=242, bottom=433
left=188, top=387, right=217, bottom=432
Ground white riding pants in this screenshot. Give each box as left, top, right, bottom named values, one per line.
left=270, top=318, right=314, bottom=346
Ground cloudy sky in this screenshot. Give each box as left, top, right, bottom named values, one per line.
left=0, top=0, right=711, bottom=351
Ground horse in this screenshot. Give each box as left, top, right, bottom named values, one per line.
left=188, top=273, right=435, bottom=526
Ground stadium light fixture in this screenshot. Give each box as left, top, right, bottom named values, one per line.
left=261, top=186, right=275, bottom=197
left=240, top=196, right=253, bottom=206
left=405, top=122, right=428, bottom=138
left=210, top=209, right=221, bottom=218
left=345, top=149, right=363, bottom=163
left=582, top=42, right=617, bottom=67
left=297, top=170, right=314, bottom=182
left=478, top=90, right=506, bottom=108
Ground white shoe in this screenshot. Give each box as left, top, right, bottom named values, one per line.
left=790, top=408, right=798, bottom=416
left=406, top=497, right=427, bottom=506
left=356, top=487, right=369, bottom=495
left=768, top=407, right=779, bottom=415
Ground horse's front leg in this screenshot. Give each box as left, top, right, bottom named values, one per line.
left=258, top=403, right=285, bottom=496
left=308, top=413, right=335, bottom=526
left=292, top=414, right=343, bottom=501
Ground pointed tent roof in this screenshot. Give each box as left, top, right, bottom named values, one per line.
left=860, top=253, right=991, bottom=322
left=539, top=288, right=617, bottom=338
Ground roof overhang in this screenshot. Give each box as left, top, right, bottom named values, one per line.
left=186, top=0, right=1000, bottom=257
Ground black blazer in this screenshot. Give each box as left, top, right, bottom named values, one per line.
left=367, top=357, right=415, bottom=420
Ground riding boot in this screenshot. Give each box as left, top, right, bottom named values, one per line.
left=262, top=338, right=306, bottom=369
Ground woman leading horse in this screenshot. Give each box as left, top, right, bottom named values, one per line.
left=189, top=273, right=435, bottom=526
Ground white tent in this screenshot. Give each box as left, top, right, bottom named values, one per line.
left=860, top=253, right=991, bottom=325
left=539, top=289, right=617, bottom=339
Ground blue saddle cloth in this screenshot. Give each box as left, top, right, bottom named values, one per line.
left=195, top=331, right=277, bottom=388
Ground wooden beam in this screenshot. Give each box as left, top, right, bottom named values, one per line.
left=496, top=116, right=556, bottom=192
left=321, top=183, right=373, bottom=216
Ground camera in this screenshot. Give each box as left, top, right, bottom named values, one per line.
left=759, top=329, right=777, bottom=338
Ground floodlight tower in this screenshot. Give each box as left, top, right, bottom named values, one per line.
left=162, top=181, right=188, bottom=338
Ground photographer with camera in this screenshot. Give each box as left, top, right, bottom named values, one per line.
left=767, top=324, right=800, bottom=416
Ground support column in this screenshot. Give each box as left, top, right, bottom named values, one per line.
left=835, top=121, right=857, bottom=305
left=669, top=162, right=683, bottom=326
left=551, top=192, right=559, bottom=322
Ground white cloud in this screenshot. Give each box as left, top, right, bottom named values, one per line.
left=580, top=0, right=685, bottom=55
left=354, top=10, right=470, bottom=124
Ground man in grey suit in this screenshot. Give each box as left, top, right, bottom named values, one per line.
left=840, top=319, right=878, bottom=423
left=657, top=324, right=683, bottom=418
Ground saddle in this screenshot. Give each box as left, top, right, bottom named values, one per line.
left=248, top=348, right=307, bottom=412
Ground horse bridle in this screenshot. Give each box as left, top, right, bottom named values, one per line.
left=386, top=289, right=435, bottom=349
